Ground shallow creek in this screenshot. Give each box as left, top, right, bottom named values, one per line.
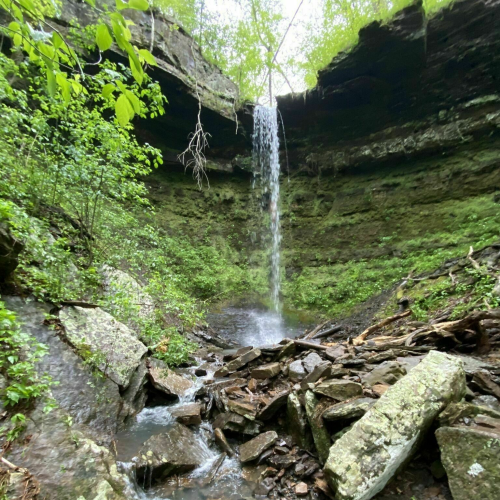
left=115, top=307, right=307, bottom=499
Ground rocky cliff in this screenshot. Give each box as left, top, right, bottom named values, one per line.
left=144, top=0, right=500, bottom=318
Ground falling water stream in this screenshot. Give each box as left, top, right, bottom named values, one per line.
left=116, top=106, right=294, bottom=499
left=253, top=106, right=282, bottom=313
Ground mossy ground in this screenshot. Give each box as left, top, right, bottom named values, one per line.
left=146, top=139, right=500, bottom=321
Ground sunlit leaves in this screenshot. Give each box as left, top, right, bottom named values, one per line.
left=139, top=48, right=157, bottom=66
left=129, top=0, right=149, bottom=11
left=96, top=24, right=113, bottom=51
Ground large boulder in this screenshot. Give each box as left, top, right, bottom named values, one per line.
left=324, top=351, right=466, bottom=500
left=436, top=425, right=500, bottom=500
left=148, top=358, right=194, bottom=398
left=4, top=404, right=132, bottom=500
left=2, top=296, right=141, bottom=439
left=100, top=265, right=156, bottom=339
left=305, top=390, right=331, bottom=464
left=135, top=423, right=212, bottom=485
left=363, top=361, right=407, bottom=386
left=313, top=380, right=363, bottom=401
left=287, top=392, right=313, bottom=451
left=59, top=305, right=147, bottom=388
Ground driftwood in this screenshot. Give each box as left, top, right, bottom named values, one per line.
left=304, top=320, right=329, bottom=340
left=312, top=325, right=343, bottom=339
left=284, top=338, right=329, bottom=351
left=353, top=310, right=411, bottom=346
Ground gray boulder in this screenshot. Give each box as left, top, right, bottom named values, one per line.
left=60, top=305, right=147, bottom=388
left=303, top=352, right=323, bottom=373
left=149, top=359, right=194, bottom=398
left=322, top=397, right=375, bottom=422
left=251, top=362, right=281, bottom=379
left=289, top=360, right=307, bottom=381
left=437, top=425, right=500, bottom=500
left=136, top=423, right=212, bottom=484
left=363, top=361, right=407, bottom=386
left=324, top=351, right=466, bottom=500
left=214, top=348, right=261, bottom=377
left=313, top=380, right=363, bottom=401
left=239, top=431, right=278, bottom=463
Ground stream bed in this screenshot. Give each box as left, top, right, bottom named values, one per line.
left=115, top=306, right=308, bottom=500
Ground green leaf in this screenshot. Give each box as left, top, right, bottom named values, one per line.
left=129, top=56, right=143, bottom=85
left=84, top=0, right=95, bottom=6
left=125, top=89, right=141, bottom=114
left=102, top=83, right=115, bottom=99
left=56, top=73, right=71, bottom=103
left=46, top=69, right=56, bottom=97
left=129, top=0, right=149, bottom=11
left=96, top=24, right=113, bottom=52
left=111, top=21, right=127, bottom=51
left=52, top=31, right=64, bottom=49
left=115, top=0, right=128, bottom=10
left=138, top=48, right=157, bottom=66
left=18, top=0, right=35, bottom=13
left=115, top=93, right=133, bottom=126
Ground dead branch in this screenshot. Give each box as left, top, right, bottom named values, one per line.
left=353, top=310, right=411, bottom=346
left=284, top=338, right=329, bottom=351
left=304, top=320, right=329, bottom=339
left=312, top=325, right=343, bottom=340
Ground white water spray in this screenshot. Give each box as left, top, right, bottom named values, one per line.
left=253, top=106, right=282, bottom=312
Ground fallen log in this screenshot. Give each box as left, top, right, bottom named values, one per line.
left=304, top=320, right=329, bottom=340
left=353, top=310, right=411, bottom=346
left=283, top=338, right=329, bottom=351
left=312, top=325, right=343, bottom=339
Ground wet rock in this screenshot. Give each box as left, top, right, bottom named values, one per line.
left=303, top=352, right=323, bottom=373
left=214, top=428, right=234, bottom=456
left=0, top=222, right=23, bottom=280
left=257, top=390, right=290, bottom=420
left=322, top=397, right=375, bottom=422
left=437, top=425, right=500, bottom=500
left=268, top=454, right=297, bottom=469
left=363, top=360, right=407, bottom=386
left=3, top=296, right=126, bottom=438
left=363, top=350, right=397, bottom=364
left=170, top=403, right=202, bottom=425
left=149, top=359, right=194, bottom=398
left=4, top=403, right=132, bottom=500
left=325, top=346, right=346, bottom=362
left=195, top=367, right=208, bottom=376
left=119, top=359, right=149, bottom=422
left=215, top=348, right=262, bottom=377
left=251, top=362, right=281, bottom=379
left=472, top=395, right=500, bottom=412
left=227, top=398, right=259, bottom=419
left=213, top=411, right=262, bottom=436
left=136, top=423, right=211, bottom=484
left=59, top=305, right=147, bottom=388
left=239, top=431, right=278, bottom=463
left=301, top=361, right=332, bottom=389
left=471, top=371, right=500, bottom=399
left=289, top=360, right=307, bottom=381
left=287, top=392, right=313, bottom=451
left=313, top=380, right=363, bottom=401
left=438, top=401, right=500, bottom=427
left=200, top=378, right=247, bottom=396
left=254, top=477, right=276, bottom=496
left=329, top=365, right=350, bottom=378
left=278, top=341, right=296, bottom=359
left=324, top=351, right=466, bottom=500
left=305, top=390, right=331, bottom=464
left=295, top=482, right=308, bottom=496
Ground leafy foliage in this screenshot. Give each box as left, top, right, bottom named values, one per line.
left=0, top=301, right=56, bottom=442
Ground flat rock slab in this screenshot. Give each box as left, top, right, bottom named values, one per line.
left=239, top=431, right=278, bottom=463
left=324, top=351, right=466, bottom=500
left=251, top=362, right=281, bottom=379
left=215, top=348, right=261, bottom=377
left=149, top=364, right=194, bottom=398
left=257, top=390, right=290, bottom=420
left=170, top=403, right=202, bottom=425
left=313, top=380, right=363, bottom=401
left=289, top=360, right=307, bottom=381
left=136, top=423, right=212, bottom=484
left=60, top=305, right=147, bottom=388
left=363, top=361, right=407, bottom=386
left=436, top=425, right=500, bottom=500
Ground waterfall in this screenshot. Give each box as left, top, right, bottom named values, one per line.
left=253, top=105, right=282, bottom=312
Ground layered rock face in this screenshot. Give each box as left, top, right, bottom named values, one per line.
left=143, top=0, right=500, bottom=318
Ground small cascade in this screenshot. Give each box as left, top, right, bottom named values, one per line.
left=253, top=105, right=282, bottom=312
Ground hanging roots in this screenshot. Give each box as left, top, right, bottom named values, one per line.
left=178, top=104, right=211, bottom=190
